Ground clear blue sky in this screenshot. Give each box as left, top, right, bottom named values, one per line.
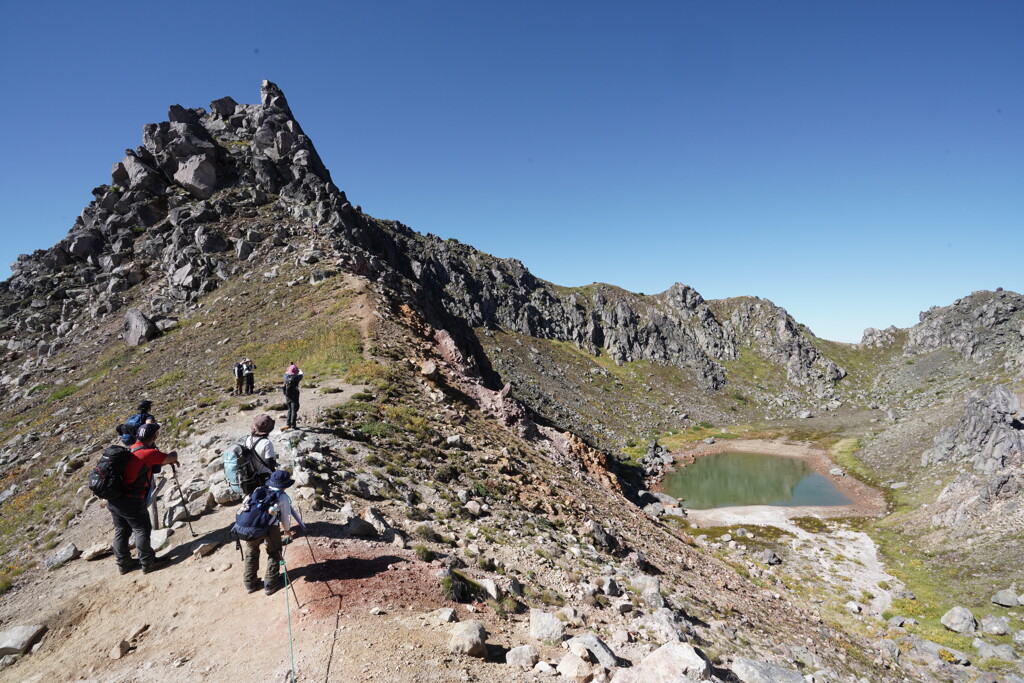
left=1, top=1, right=1021, bottom=343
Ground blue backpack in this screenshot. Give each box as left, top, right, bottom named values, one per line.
left=117, top=412, right=150, bottom=446
left=231, top=487, right=282, bottom=540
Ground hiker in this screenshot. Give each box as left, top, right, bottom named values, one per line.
left=109, top=423, right=178, bottom=574
left=116, top=399, right=156, bottom=446
left=233, top=359, right=245, bottom=395
left=243, top=358, right=256, bottom=394
left=282, top=363, right=303, bottom=431
left=233, top=414, right=279, bottom=495
left=232, top=469, right=306, bottom=595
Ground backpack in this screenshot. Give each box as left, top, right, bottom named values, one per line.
left=231, top=486, right=282, bottom=540
left=88, top=445, right=139, bottom=500
left=116, top=413, right=149, bottom=446
left=223, top=437, right=271, bottom=494
left=283, top=373, right=300, bottom=397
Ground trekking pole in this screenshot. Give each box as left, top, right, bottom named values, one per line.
left=282, top=539, right=301, bottom=608
left=169, top=463, right=199, bottom=538
left=280, top=553, right=298, bottom=683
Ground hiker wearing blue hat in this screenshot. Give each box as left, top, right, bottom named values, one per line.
left=231, top=469, right=306, bottom=595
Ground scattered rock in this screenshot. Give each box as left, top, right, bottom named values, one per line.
left=530, top=608, right=566, bottom=643
left=732, top=657, right=805, bottom=683
left=122, top=309, right=158, bottom=346
left=82, top=542, right=113, bottom=561
left=448, top=620, right=488, bottom=657
left=45, top=543, right=81, bottom=571
left=506, top=644, right=540, bottom=671
left=192, top=542, right=220, bottom=557
left=109, top=639, right=131, bottom=660
left=981, top=615, right=1010, bottom=635
left=0, top=625, right=47, bottom=656
left=992, top=589, right=1019, bottom=607
left=555, top=652, right=592, bottom=682
left=941, top=606, right=977, bottom=634
left=426, top=608, right=458, bottom=626
left=610, top=641, right=711, bottom=682
left=565, top=633, right=619, bottom=668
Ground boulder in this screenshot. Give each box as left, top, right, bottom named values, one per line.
left=556, top=652, right=593, bottom=682
left=45, top=543, right=80, bottom=571
left=173, top=156, right=217, bottom=199
left=610, top=641, right=711, bottom=682
left=0, top=624, right=47, bottom=656
left=757, top=549, right=782, bottom=565
left=194, top=226, right=229, bottom=253
left=506, top=645, right=539, bottom=671
left=529, top=608, right=566, bottom=643
left=566, top=633, right=619, bottom=668
left=982, top=615, right=1011, bottom=635
left=448, top=620, right=487, bottom=657
left=362, top=507, right=391, bottom=535
left=941, top=606, right=977, bottom=634
left=337, top=504, right=378, bottom=538
left=123, top=308, right=158, bottom=346
left=211, top=481, right=241, bottom=505
left=992, top=589, right=1019, bottom=607
left=732, top=657, right=804, bottom=683
left=150, top=529, right=171, bottom=552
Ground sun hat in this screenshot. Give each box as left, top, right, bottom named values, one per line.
left=267, top=470, right=295, bottom=489
left=251, top=414, right=275, bottom=436
left=286, top=363, right=300, bottom=375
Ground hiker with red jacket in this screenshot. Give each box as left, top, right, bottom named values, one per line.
left=109, top=423, right=178, bottom=574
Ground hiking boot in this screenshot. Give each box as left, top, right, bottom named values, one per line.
left=245, top=580, right=264, bottom=594
left=118, top=560, right=141, bottom=575
left=141, top=558, right=170, bottom=574
left=264, top=578, right=284, bottom=596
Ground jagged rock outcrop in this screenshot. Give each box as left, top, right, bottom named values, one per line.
left=861, top=325, right=899, bottom=348
left=924, top=385, right=1024, bottom=530
left=712, top=297, right=846, bottom=393
left=0, top=81, right=847, bottom=411
left=907, top=290, right=1024, bottom=368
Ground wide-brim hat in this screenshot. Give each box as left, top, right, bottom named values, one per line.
left=252, top=414, right=275, bottom=436
left=268, top=470, right=294, bottom=489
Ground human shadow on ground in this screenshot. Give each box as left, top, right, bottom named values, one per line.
left=288, top=555, right=407, bottom=584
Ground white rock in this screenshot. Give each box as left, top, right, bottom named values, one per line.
left=506, top=644, right=540, bottom=671
left=609, top=641, right=710, bottom=682
left=448, top=620, right=488, bottom=657
left=0, top=625, right=47, bottom=656
left=530, top=608, right=566, bottom=643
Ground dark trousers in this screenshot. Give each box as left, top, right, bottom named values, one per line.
left=109, top=497, right=156, bottom=568
left=286, top=397, right=299, bottom=428
left=244, top=374, right=254, bottom=393
left=243, top=526, right=282, bottom=587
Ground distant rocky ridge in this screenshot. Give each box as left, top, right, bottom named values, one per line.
left=0, top=81, right=851, bottom=407
left=863, top=290, right=1024, bottom=371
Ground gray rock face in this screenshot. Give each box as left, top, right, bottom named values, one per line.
left=609, top=641, right=710, bottom=682
left=123, top=308, right=158, bottom=346
left=0, top=624, right=47, bottom=656
left=925, top=384, right=1024, bottom=530
left=731, top=657, right=804, bottom=683
left=529, top=608, right=566, bottom=643
left=907, top=290, right=1024, bottom=362
left=941, top=606, right=977, bottom=634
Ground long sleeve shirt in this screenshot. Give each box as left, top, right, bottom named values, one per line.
left=269, top=488, right=305, bottom=531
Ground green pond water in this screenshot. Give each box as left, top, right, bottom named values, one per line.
left=661, top=451, right=852, bottom=510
